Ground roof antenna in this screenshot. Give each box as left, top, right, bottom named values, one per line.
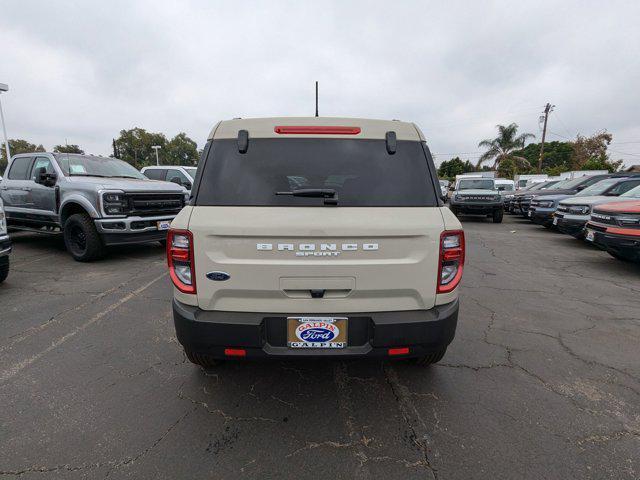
left=315, top=81, right=319, bottom=117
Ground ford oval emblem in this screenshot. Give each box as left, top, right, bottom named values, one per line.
left=295, top=322, right=339, bottom=342
left=206, top=271, right=230, bottom=281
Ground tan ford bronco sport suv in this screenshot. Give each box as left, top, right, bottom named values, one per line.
left=169, top=117, right=464, bottom=367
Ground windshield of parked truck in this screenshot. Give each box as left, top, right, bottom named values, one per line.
left=541, top=180, right=567, bottom=190
left=576, top=178, right=620, bottom=196
left=495, top=183, right=514, bottom=191
left=458, top=179, right=494, bottom=190
left=557, top=176, right=596, bottom=190
left=621, top=185, right=640, bottom=198
left=55, top=154, right=145, bottom=179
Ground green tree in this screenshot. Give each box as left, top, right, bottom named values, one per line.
left=113, top=128, right=167, bottom=169
left=438, top=157, right=475, bottom=179
left=1, top=139, right=45, bottom=172
left=497, top=157, right=518, bottom=179
left=570, top=131, right=622, bottom=172
left=53, top=144, right=84, bottom=154
left=477, top=123, right=535, bottom=170
left=164, top=132, right=199, bottom=166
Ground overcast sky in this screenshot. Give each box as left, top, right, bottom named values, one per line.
left=1, top=0, right=639, bottom=167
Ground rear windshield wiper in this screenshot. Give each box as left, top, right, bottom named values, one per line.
left=275, top=188, right=338, bottom=205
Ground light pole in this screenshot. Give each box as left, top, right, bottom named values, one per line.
left=0, top=83, right=10, bottom=164
left=152, top=145, right=161, bottom=166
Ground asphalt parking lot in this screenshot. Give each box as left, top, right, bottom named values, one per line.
left=1, top=215, right=638, bottom=480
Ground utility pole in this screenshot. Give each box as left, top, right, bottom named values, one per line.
left=152, top=145, right=161, bottom=166
left=0, top=83, right=11, bottom=163
left=315, top=81, right=318, bottom=117
left=537, top=103, right=554, bottom=173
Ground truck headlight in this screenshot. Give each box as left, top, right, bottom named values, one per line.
left=100, top=190, right=128, bottom=217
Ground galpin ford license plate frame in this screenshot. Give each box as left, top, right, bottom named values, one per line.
left=287, top=317, right=348, bottom=349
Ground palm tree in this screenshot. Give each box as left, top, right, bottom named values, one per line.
left=477, top=123, right=535, bottom=170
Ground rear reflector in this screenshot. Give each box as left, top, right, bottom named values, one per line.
left=388, top=347, right=410, bottom=356
left=274, top=126, right=361, bottom=135
left=224, top=348, right=246, bottom=357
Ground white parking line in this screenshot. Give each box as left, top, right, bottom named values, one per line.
left=0, top=272, right=168, bottom=384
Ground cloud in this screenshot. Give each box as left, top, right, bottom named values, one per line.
left=1, top=0, right=639, bottom=166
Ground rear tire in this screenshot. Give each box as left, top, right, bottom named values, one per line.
left=185, top=349, right=223, bottom=368
left=63, top=213, right=105, bottom=262
left=0, top=258, right=9, bottom=283
left=492, top=209, right=504, bottom=223
left=408, top=348, right=447, bottom=366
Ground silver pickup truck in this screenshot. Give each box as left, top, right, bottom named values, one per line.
left=0, top=152, right=188, bottom=261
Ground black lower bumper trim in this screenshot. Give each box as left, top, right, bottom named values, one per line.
left=593, top=231, right=640, bottom=260
left=557, top=218, right=586, bottom=236
left=101, top=230, right=168, bottom=246
left=173, top=299, right=459, bottom=359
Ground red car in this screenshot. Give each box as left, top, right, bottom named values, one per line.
left=585, top=200, right=640, bottom=262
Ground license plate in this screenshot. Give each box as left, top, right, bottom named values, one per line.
left=287, top=317, right=347, bottom=349
left=553, top=217, right=558, bottom=226
left=585, top=229, right=595, bottom=242
left=157, top=220, right=171, bottom=231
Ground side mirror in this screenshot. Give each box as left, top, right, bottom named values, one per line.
left=169, top=177, right=182, bottom=186
left=184, top=181, right=192, bottom=190
left=497, top=186, right=506, bottom=191
left=35, top=167, right=57, bottom=187
left=576, top=185, right=586, bottom=191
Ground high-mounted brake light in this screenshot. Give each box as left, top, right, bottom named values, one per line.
left=437, top=230, right=465, bottom=293
left=167, top=229, right=196, bottom=294
left=274, top=126, right=361, bottom=135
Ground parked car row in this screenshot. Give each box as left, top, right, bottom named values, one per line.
left=507, top=172, right=640, bottom=262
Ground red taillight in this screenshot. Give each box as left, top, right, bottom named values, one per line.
left=167, top=229, right=196, bottom=294
left=274, top=126, right=361, bottom=135
left=388, top=347, right=410, bottom=356
left=437, top=230, right=465, bottom=294
left=224, top=348, right=246, bottom=357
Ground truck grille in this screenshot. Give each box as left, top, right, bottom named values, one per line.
left=126, top=193, right=184, bottom=216
left=459, top=195, right=494, bottom=201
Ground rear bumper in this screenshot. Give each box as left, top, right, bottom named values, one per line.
left=172, top=298, right=459, bottom=359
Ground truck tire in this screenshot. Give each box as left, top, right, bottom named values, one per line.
left=63, top=213, right=106, bottom=262
left=185, top=349, right=223, bottom=368
left=492, top=209, right=504, bottom=223
left=0, top=258, right=9, bottom=283
left=408, top=348, right=447, bottom=366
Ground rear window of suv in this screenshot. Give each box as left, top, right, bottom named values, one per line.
left=195, top=139, right=438, bottom=206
